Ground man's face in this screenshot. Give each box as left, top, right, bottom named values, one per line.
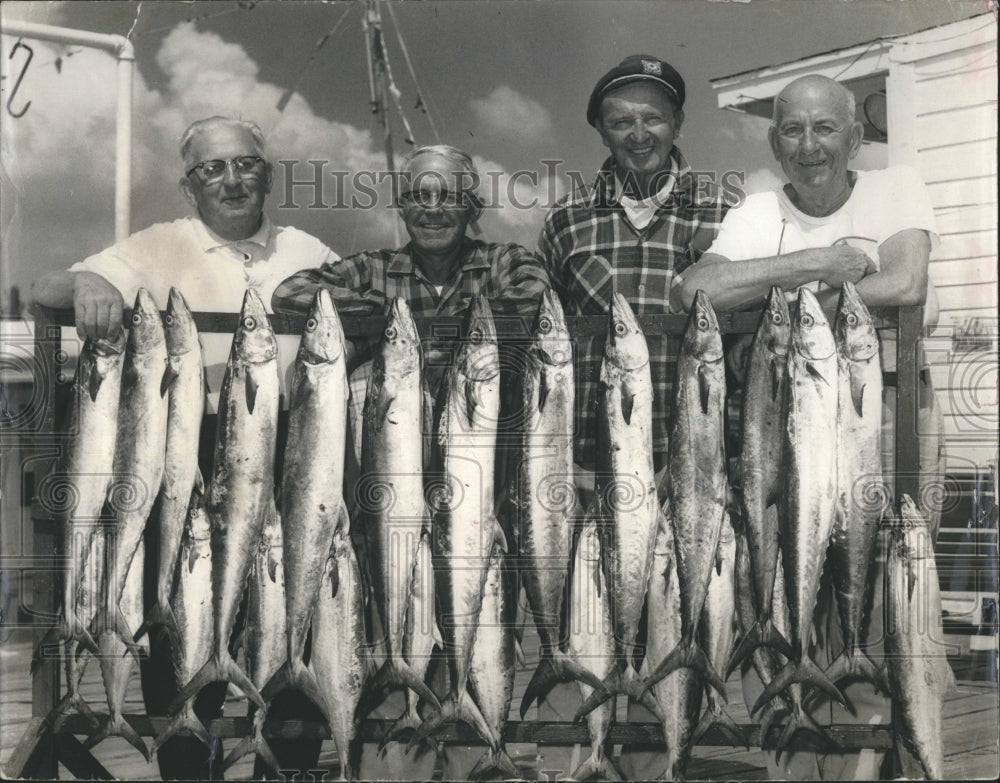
left=399, top=154, right=475, bottom=259
left=180, top=125, right=272, bottom=240
left=598, top=82, right=683, bottom=191
left=768, top=83, right=862, bottom=195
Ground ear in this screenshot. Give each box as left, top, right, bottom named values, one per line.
left=674, top=108, right=685, bottom=134
left=596, top=119, right=611, bottom=150
left=767, top=125, right=781, bottom=161
left=848, top=121, right=864, bottom=159
left=179, top=176, right=197, bottom=209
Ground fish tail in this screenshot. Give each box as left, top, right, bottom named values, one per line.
left=772, top=704, right=840, bottom=763
left=170, top=653, right=266, bottom=714
left=642, top=637, right=727, bottom=700
left=153, top=706, right=212, bottom=752
left=132, top=601, right=181, bottom=649
left=572, top=668, right=620, bottom=722
left=46, top=691, right=101, bottom=733
left=727, top=619, right=793, bottom=677
left=407, top=692, right=498, bottom=753
left=824, top=646, right=888, bottom=694
left=569, top=748, right=626, bottom=781
left=753, top=658, right=850, bottom=716
left=260, top=659, right=324, bottom=719
left=520, top=650, right=608, bottom=718
left=91, top=606, right=146, bottom=662
left=377, top=709, right=431, bottom=754
left=690, top=703, right=748, bottom=750
left=468, top=747, right=518, bottom=781
left=364, top=658, right=441, bottom=716
left=222, top=710, right=277, bottom=772
left=83, top=714, right=151, bottom=762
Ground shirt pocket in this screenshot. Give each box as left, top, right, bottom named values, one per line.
left=565, top=253, right=613, bottom=315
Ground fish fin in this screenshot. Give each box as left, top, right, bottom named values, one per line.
left=906, top=560, right=917, bottom=602
left=850, top=367, right=866, bottom=417
left=329, top=553, right=340, bottom=598
left=753, top=658, right=849, bottom=717
left=465, top=380, right=479, bottom=428
left=202, top=367, right=212, bottom=394
left=715, top=544, right=724, bottom=576
left=122, top=360, right=140, bottom=390
left=469, top=748, right=518, bottom=781
left=693, top=703, right=748, bottom=750
left=431, top=621, right=444, bottom=649
left=573, top=668, right=620, bottom=721
left=642, top=636, right=727, bottom=700
left=769, top=357, right=781, bottom=402
left=118, top=716, right=152, bottom=763
left=773, top=706, right=840, bottom=763
left=88, top=365, right=105, bottom=401
left=245, top=370, right=258, bottom=414
left=153, top=707, right=212, bottom=753
left=289, top=376, right=313, bottom=412
left=362, top=659, right=442, bottom=718
left=109, top=607, right=145, bottom=662
left=193, top=467, right=205, bottom=497
left=698, top=363, right=711, bottom=415
left=537, top=367, right=549, bottom=414
left=160, top=362, right=178, bottom=397
left=408, top=692, right=499, bottom=753
left=374, top=387, right=394, bottom=434
left=945, top=661, right=958, bottom=694
left=570, top=750, right=626, bottom=782
left=491, top=517, right=508, bottom=554
left=187, top=542, right=199, bottom=573
left=824, top=647, right=887, bottom=695
left=805, top=362, right=830, bottom=386
left=267, top=548, right=280, bottom=583
left=132, top=602, right=180, bottom=649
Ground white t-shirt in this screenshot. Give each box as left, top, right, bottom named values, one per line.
left=705, top=166, right=940, bottom=368
left=70, top=215, right=339, bottom=410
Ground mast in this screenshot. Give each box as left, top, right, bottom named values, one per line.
left=363, top=0, right=400, bottom=245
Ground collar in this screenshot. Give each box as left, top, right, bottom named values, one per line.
left=194, top=214, right=275, bottom=255
left=386, top=237, right=490, bottom=279
left=590, top=146, right=691, bottom=208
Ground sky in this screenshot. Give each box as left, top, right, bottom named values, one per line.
left=0, top=0, right=988, bottom=307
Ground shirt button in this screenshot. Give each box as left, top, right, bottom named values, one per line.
left=638, top=284, right=646, bottom=292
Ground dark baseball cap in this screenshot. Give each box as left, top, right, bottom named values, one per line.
left=587, top=54, right=686, bottom=127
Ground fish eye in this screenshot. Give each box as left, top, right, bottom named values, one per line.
left=697, top=316, right=710, bottom=330
left=385, top=325, right=397, bottom=340
left=770, top=312, right=783, bottom=325
left=469, top=329, right=483, bottom=344
left=305, top=317, right=318, bottom=331
left=131, top=312, right=142, bottom=326
left=243, top=316, right=256, bottom=330
left=164, top=314, right=174, bottom=327
left=846, top=313, right=858, bottom=326
left=614, top=321, right=627, bottom=337
left=538, top=316, right=552, bottom=333
left=800, top=313, right=814, bottom=328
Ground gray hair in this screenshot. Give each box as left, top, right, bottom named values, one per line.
left=772, top=75, right=856, bottom=126
left=400, top=144, right=481, bottom=193
left=179, top=117, right=267, bottom=170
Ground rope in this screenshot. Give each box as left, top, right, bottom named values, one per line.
left=384, top=0, right=441, bottom=144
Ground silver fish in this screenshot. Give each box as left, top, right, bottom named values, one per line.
left=138, top=287, right=205, bottom=644
left=577, top=293, right=663, bottom=720
left=885, top=495, right=949, bottom=780
left=754, top=287, right=848, bottom=719
left=358, top=296, right=439, bottom=714
left=568, top=521, right=624, bottom=782
left=644, top=290, right=729, bottom=699
left=826, top=281, right=886, bottom=690
left=728, top=286, right=794, bottom=674
left=172, top=288, right=280, bottom=714
left=264, top=288, right=349, bottom=719
left=38, top=330, right=125, bottom=659
left=154, top=491, right=214, bottom=752
left=312, top=523, right=375, bottom=781
left=515, top=290, right=606, bottom=716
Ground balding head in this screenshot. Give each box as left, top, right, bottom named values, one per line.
left=773, top=75, right=855, bottom=127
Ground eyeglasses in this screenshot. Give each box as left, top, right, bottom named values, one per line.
left=186, top=156, right=265, bottom=182
left=398, top=188, right=468, bottom=210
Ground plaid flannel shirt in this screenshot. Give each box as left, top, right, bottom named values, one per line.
left=272, top=236, right=550, bottom=395
left=539, top=148, right=728, bottom=469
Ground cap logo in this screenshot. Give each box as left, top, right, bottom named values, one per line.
left=641, top=60, right=662, bottom=75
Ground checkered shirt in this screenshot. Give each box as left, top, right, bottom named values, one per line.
left=538, top=148, right=728, bottom=469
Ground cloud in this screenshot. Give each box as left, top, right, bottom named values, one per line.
left=468, top=86, right=554, bottom=144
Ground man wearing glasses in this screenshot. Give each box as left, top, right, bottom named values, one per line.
left=31, top=116, right=337, bottom=780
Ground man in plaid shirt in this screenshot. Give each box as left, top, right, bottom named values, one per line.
left=272, top=144, right=548, bottom=781
left=537, top=54, right=728, bottom=781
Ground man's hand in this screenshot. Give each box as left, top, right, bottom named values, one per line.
left=811, top=246, right=876, bottom=288
left=72, top=272, right=124, bottom=341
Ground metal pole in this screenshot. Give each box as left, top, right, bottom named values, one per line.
left=1, top=20, right=134, bottom=239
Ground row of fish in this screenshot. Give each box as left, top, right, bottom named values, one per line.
left=39, top=280, right=948, bottom=780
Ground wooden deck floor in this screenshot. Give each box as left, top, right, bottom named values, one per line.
left=1, top=630, right=997, bottom=780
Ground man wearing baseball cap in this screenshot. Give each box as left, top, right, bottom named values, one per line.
left=536, top=54, right=729, bottom=780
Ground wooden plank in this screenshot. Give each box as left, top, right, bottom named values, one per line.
left=895, top=306, right=924, bottom=502
left=930, top=257, right=998, bottom=288
left=916, top=104, right=998, bottom=150
left=915, top=66, right=998, bottom=112
left=56, top=734, right=114, bottom=780
left=933, top=230, right=999, bottom=261
left=936, top=282, right=998, bottom=313
left=918, top=139, right=997, bottom=183
left=935, top=204, right=999, bottom=236
left=927, top=176, right=999, bottom=210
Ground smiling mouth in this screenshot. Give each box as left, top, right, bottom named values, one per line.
left=798, top=160, right=828, bottom=167
left=630, top=145, right=655, bottom=155
left=420, top=223, right=451, bottom=229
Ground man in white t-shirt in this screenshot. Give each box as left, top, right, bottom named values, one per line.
left=679, top=75, right=943, bottom=780
left=31, top=116, right=338, bottom=780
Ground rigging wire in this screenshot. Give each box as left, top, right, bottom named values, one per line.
left=384, top=0, right=441, bottom=144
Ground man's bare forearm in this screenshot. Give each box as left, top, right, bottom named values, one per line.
left=31, top=270, right=78, bottom=309
left=680, top=251, right=824, bottom=311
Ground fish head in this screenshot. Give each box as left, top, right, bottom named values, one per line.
left=185, top=490, right=211, bottom=541
left=89, top=328, right=127, bottom=359
left=457, top=295, right=499, bottom=382
left=889, top=493, right=932, bottom=560
left=577, top=520, right=602, bottom=563
left=755, top=286, right=791, bottom=359
left=605, top=293, right=648, bottom=371
left=791, top=287, right=835, bottom=362
left=378, top=296, right=421, bottom=376
left=231, top=288, right=277, bottom=364
left=164, top=288, right=200, bottom=356
left=298, top=288, right=346, bottom=366
left=834, top=281, right=879, bottom=362
left=532, top=289, right=572, bottom=368
left=683, top=290, right=723, bottom=363
left=126, top=288, right=167, bottom=355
